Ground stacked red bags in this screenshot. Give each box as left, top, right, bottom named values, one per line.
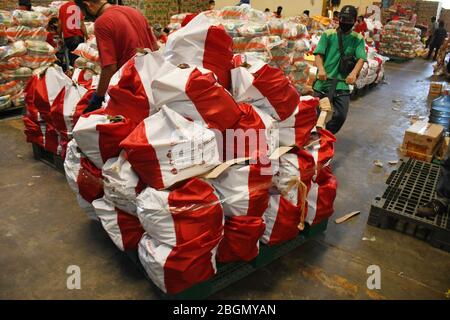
left=136, top=178, right=224, bottom=294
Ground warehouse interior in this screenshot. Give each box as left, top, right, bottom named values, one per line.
left=0, top=0, right=449, bottom=301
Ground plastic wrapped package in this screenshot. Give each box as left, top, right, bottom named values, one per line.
left=136, top=178, right=224, bottom=246
left=120, top=106, right=222, bottom=190
left=0, top=25, right=7, bottom=46
left=231, top=62, right=299, bottom=121
left=11, top=89, right=25, bottom=106
left=71, top=68, right=96, bottom=89
left=25, top=40, right=55, bottom=56
left=217, top=216, right=265, bottom=263
left=282, top=21, right=307, bottom=40
left=237, top=22, right=269, bottom=37
left=64, top=139, right=103, bottom=220
left=170, top=13, right=192, bottom=24
left=31, top=6, right=57, bottom=17
left=84, top=22, right=95, bottom=36
left=138, top=232, right=221, bottom=294
left=0, top=57, right=21, bottom=70
left=102, top=151, right=144, bottom=216
left=20, top=54, right=56, bottom=69
left=105, top=50, right=164, bottom=125
left=0, top=10, right=13, bottom=28
left=151, top=62, right=242, bottom=132
left=220, top=6, right=251, bottom=20
left=72, top=111, right=134, bottom=169
left=6, top=26, right=47, bottom=41
left=269, top=40, right=291, bottom=70
left=164, top=13, right=234, bottom=89
left=0, top=40, right=27, bottom=60
left=72, top=42, right=99, bottom=62
left=0, top=95, right=12, bottom=111
left=222, top=20, right=245, bottom=37
left=0, top=80, right=23, bottom=97
left=0, top=66, right=32, bottom=82
left=74, top=56, right=101, bottom=74
left=92, top=198, right=145, bottom=251
left=12, top=10, right=47, bottom=28
left=268, top=19, right=284, bottom=36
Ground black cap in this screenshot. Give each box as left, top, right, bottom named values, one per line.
left=18, top=0, right=31, bottom=6
left=340, top=5, right=357, bottom=23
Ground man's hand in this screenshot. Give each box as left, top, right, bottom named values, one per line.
left=317, top=68, right=327, bottom=81
left=83, top=92, right=104, bottom=114
left=345, top=72, right=357, bottom=85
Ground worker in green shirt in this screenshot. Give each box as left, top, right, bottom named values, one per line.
left=313, top=5, right=367, bottom=134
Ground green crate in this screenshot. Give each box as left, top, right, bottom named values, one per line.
left=128, top=219, right=328, bottom=299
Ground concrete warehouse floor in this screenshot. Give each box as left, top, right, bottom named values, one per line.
left=0, top=59, right=449, bottom=300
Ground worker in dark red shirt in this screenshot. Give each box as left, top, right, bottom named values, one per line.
left=58, top=1, right=88, bottom=67
left=82, top=0, right=159, bottom=113
left=354, top=15, right=368, bottom=35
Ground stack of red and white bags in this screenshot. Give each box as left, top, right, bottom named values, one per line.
left=24, top=12, right=338, bottom=295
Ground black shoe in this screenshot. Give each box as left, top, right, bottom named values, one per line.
left=416, top=199, right=447, bottom=218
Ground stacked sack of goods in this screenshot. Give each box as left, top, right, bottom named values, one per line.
left=1, top=10, right=57, bottom=112
left=29, top=12, right=337, bottom=295
left=72, top=28, right=100, bottom=87
left=379, top=20, right=423, bottom=58
left=355, top=45, right=388, bottom=89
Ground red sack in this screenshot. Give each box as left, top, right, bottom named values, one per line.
left=151, top=62, right=242, bottom=132
left=279, top=96, right=319, bottom=148
left=93, top=198, right=145, bottom=251
left=139, top=232, right=221, bottom=294
left=105, top=51, right=164, bottom=125
left=305, top=165, right=337, bottom=225
left=73, top=111, right=134, bottom=169
left=136, top=178, right=224, bottom=247
left=164, top=13, right=234, bottom=90
left=22, top=115, right=44, bottom=146
left=217, top=216, right=265, bottom=263
left=76, top=157, right=104, bottom=203
left=261, top=194, right=302, bottom=246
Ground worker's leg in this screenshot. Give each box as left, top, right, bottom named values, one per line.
left=325, top=92, right=350, bottom=134
left=434, top=44, right=441, bottom=60
left=427, top=45, right=435, bottom=59
left=64, top=36, right=84, bottom=67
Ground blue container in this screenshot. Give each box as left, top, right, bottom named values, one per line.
left=430, top=95, right=450, bottom=133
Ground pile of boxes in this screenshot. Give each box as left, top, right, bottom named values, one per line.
left=416, top=0, right=440, bottom=27
left=401, top=120, right=444, bottom=162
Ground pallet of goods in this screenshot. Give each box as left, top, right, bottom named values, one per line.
left=23, top=12, right=338, bottom=298
left=380, top=19, right=423, bottom=59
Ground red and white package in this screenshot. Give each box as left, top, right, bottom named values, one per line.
left=217, top=216, right=265, bottom=263
left=164, top=13, right=234, bottom=89
left=261, top=193, right=303, bottom=246
left=278, top=96, right=319, bottom=148
left=120, top=106, right=221, bottom=190
left=105, top=50, right=164, bottom=125
left=64, top=140, right=104, bottom=220
left=272, top=153, right=302, bottom=206
left=92, top=198, right=145, bottom=251
left=102, top=151, right=144, bottom=216
left=210, top=163, right=271, bottom=218
left=138, top=232, right=221, bottom=294
left=305, top=165, right=337, bottom=225
left=25, top=65, right=71, bottom=122
left=225, top=103, right=278, bottom=160
left=72, top=111, right=134, bottom=169
left=50, top=83, right=88, bottom=136
left=71, top=68, right=98, bottom=90
left=151, top=62, right=242, bottom=132
left=23, top=115, right=44, bottom=146
left=136, top=178, right=224, bottom=247
left=231, top=62, right=299, bottom=121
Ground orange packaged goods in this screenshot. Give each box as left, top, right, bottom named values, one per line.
left=0, top=80, right=22, bottom=96
left=19, top=54, right=56, bottom=69
left=400, top=120, right=444, bottom=162
left=0, top=57, right=21, bottom=70
left=6, top=26, right=47, bottom=41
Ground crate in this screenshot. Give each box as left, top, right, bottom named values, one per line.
left=127, top=219, right=328, bottom=299
left=368, top=158, right=450, bottom=251
left=32, top=143, right=64, bottom=173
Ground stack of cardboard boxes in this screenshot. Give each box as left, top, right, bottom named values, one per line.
left=429, top=82, right=444, bottom=99
left=439, top=8, right=450, bottom=29
left=401, top=120, right=444, bottom=162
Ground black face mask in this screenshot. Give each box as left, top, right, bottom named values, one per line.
left=339, top=22, right=354, bottom=33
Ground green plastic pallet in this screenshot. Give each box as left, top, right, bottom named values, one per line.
left=127, top=219, right=328, bottom=300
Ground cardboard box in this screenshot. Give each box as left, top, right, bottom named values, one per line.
left=435, top=136, right=450, bottom=160
left=429, top=82, right=443, bottom=97
left=401, top=121, right=444, bottom=162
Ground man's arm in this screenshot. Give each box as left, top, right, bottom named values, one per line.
left=315, top=54, right=327, bottom=80
left=96, top=64, right=117, bottom=97
left=345, top=58, right=364, bottom=84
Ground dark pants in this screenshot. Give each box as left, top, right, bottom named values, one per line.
left=437, top=148, right=450, bottom=205
left=64, top=36, right=84, bottom=67
left=427, top=42, right=442, bottom=60
left=314, top=90, right=351, bottom=134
